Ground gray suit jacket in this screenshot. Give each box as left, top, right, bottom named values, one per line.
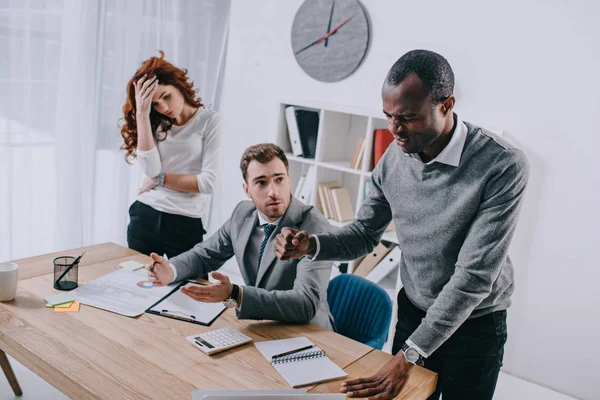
left=169, top=196, right=334, bottom=330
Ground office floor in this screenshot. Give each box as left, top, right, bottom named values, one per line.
left=0, top=354, right=579, bottom=400
left=1, top=355, right=67, bottom=400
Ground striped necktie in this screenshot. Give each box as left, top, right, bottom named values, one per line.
left=258, top=223, right=276, bottom=268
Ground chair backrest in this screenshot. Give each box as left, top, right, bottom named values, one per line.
left=327, top=274, right=393, bottom=350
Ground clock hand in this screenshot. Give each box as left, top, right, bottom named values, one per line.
left=325, top=0, right=335, bottom=47
left=294, top=14, right=355, bottom=56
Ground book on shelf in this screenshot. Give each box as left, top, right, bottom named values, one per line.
left=285, top=106, right=319, bottom=159
left=317, top=182, right=355, bottom=223
left=350, top=136, right=365, bottom=170
left=317, top=181, right=340, bottom=219
left=330, top=187, right=354, bottom=222
left=372, top=129, right=394, bottom=170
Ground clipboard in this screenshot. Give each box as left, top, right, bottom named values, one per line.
left=145, top=280, right=227, bottom=326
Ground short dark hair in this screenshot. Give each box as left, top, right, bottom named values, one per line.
left=386, top=49, right=454, bottom=103
left=240, top=143, right=289, bottom=182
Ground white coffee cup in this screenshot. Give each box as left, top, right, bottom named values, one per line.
left=0, top=262, right=19, bottom=302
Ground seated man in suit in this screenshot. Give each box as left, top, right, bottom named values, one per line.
left=147, top=143, right=334, bottom=330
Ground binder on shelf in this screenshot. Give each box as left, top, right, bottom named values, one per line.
left=372, top=129, right=394, bottom=169
left=330, top=187, right=354, bottom=222
left=352, top=242, right=395, bottom=278
left=294, top=175, right=306, bottom=199
left=296, top=166, right=316, bottom=205
left=285, top=107, right=303, bottom=156
left=285, top=106, right=319, bottom=159
left=365, top=246, right=402, bottom=284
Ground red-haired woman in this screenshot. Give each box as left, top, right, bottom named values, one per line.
left=120, top=52, right=222, bottom=260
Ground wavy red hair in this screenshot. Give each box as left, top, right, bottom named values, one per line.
left=120, top=51, right=203, bottom=163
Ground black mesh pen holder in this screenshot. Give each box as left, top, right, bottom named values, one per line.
left=53, top=256, right=79, bottom=291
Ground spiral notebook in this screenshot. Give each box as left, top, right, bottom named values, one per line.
left=254, top=337, right=347, bottom=388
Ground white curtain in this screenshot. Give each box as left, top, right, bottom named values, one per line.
left=0, top=0, right=230, bottom=261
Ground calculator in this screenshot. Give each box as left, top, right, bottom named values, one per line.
left=186, top=327, right=252, bottom=355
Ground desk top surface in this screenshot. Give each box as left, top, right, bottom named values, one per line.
left=0, top=243, right=436, bottom=399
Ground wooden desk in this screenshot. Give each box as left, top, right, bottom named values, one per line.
left=0, top=243, right=436, bottom=399
left=309, top=350, right=438, bottom=399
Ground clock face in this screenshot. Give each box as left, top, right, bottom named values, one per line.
left=291, top=0, right=370, bottom=83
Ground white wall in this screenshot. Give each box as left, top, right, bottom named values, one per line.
left=218, top=1, right=600, bottom=399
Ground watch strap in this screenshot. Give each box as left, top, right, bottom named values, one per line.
left=228, top=284, right=240, bottom=302
left=155, top=172, right=165, bottom=187
left=402, top=342, right=424, bottom=366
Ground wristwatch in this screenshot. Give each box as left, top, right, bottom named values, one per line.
left=402, top=343, right=424, bottom=366
left=223, top=284, right=240, bottom=308
left=154, top=172, right=165, bottom=187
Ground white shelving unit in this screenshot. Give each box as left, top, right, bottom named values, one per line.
left=276, top=101, right=402, bottom=352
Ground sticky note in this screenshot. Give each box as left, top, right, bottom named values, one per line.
left=44, top=292, right=75, bottom=306
left=119, top=260, right=145, bottom=271
left=55, top=301, right=80, bottom=312
left=46, top=301, right=73, bottom=308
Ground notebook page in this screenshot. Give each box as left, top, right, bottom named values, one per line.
left=254, top=337, right=314, bottom=361
left=274, top=352, right=347, bottom=388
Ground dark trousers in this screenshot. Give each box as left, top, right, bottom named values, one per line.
left=127, top=200, right=206, bottom=260
left=392, top=289, right=507, bottom=400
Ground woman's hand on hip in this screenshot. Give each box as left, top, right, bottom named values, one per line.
left=138, top=176, right=157, bottom=195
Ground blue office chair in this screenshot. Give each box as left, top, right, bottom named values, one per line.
left=327, top=274, right=393, bottom=350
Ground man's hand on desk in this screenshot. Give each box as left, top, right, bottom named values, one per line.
left=181, top=271, right=233, bottom=302
left=145, top=253, right=173, bottom=286
left=341, top=352, right=413, bottom=399
left=274, top=228, right=316, bottom=260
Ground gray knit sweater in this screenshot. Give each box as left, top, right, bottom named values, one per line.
left=314, top=121, right=529, bottom=356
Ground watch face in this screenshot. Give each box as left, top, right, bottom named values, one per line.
left=405, top=347, right=420, bottom=363
left=291, top=0, right=370, bottom=82
left=223, top=298, right=237, bottom=309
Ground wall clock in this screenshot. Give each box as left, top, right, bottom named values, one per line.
left=291, top=0, right=370, bottom=83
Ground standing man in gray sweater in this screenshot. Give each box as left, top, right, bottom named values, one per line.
left=275, top=50, right=529, bottom=400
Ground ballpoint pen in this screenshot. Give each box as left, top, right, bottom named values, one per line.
left=160, top=309, right=196, bottom=322
left=271, top=345, right=315, bottom=361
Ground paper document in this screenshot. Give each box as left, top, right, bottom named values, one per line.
left=73, top=269, right=174, bottom=317
left=149, top=282, right=225, bottom=325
